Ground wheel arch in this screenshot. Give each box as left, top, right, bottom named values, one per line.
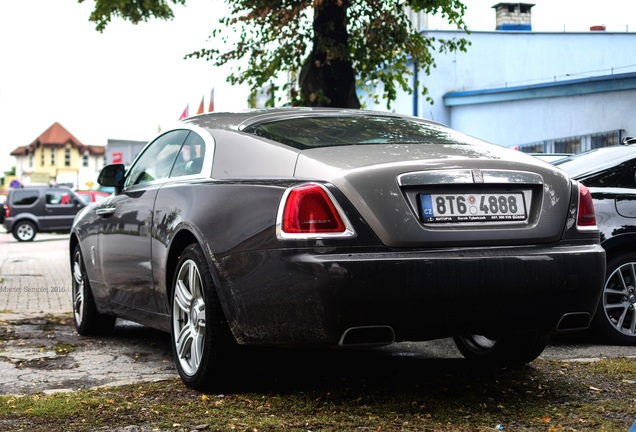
left=165, top=228, right=232, bottom=325
left=69, top=233, right=80, bottom=269
left=602, top=233, right=636, bottom=262
left=12, top=215, right=41, bottom=230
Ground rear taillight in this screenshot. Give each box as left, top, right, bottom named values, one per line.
left=577, top=183, right=597, bottom=229
left=277, top=183, right=355, bottom=239
left=4, top=205, right=9, bottom=218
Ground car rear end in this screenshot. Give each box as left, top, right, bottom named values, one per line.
left=209, top=112, right=606, bottom=347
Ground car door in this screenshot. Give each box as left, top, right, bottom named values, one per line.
left=41, top=189, right=84, bottom=231
left=97, top=130, right=190, bottom=313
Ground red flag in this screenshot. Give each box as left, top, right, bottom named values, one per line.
left=178, top=104, right=189, bottom=120
left=208, top=88, right=215, bottom=112
left=197, top=95, right=205, bottom=115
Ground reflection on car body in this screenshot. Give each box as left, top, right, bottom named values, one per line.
left=69, top=109, right=606, bottom=390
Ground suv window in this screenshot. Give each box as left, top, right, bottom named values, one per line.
left=46, top=190, right=74, bottom=205
left=11, top=190, right=39, bottom=205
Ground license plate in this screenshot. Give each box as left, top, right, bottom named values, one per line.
left=420, top=193, right=527, bottom=223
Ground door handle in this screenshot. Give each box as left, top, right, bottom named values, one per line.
left=96, top=207, right=116, bottom=216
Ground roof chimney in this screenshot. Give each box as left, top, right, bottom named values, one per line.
left=492, top=3, right=535, bottom=31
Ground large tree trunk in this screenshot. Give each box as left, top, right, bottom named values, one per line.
left=298, top=0, right=360, bottom=108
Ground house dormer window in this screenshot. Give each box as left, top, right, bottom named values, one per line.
left=82, top=151, right=89, bottom=167
left=65, top=147, right=71, bottom=167
left=51, top=148, right=55, bottom=166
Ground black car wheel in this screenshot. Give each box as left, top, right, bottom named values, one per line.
left=453, top=331, right=549, bottom=367
left=171, top=243, right=235, bottom=390
left=72, top=245, right=116, bottom=335
left=12, top=220, right=37, bottom=242
left=594, top=253, right=636, bottom=345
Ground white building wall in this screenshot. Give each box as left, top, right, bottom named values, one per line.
left=369, top=30, right=636, bottom=148
left=77, top=154, right=105, bottom=190
left=420, top=31, right=636, bottom=126
left=450, top=89, right=636, bottom=147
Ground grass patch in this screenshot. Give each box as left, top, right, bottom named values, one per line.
left=0, top=356, right=634, bottom=431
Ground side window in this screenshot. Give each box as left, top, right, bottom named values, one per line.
left=125, top=130, right=190, bottom=188
left=170, top=132, right=207, bottom=178
left=11, top=190, right=39, bottom=206
left=46, top=190, right=73, bottom=205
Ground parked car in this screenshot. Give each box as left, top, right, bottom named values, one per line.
left=555, top=141, right=636, bottom=345
left=4, top=185, right=84, bottom=241
left=75, top=190, right=111, bottom=204
left=0, top=195, right=5, bottom=225
left=70, top=109, right=605, bottom=390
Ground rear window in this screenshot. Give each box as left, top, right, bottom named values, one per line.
left=556, top=146, right=636, bottom=180
left=242, top=116, right=485, bottom=150
left=11, top=190, right=39, bottom=206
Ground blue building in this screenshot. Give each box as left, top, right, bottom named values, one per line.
left=370, top=2, right=636, bottom=154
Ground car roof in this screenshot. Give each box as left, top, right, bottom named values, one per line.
left=180, top=108, right=440, bottom=133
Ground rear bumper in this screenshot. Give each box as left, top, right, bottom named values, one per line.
left=217, top=242, right=605, bottom=346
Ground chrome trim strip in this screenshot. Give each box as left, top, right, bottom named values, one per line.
left=397, top=169, right=544, bottom=186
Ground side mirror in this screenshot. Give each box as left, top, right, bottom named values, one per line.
left=622, top=136, right=636, bottom=145
left=98, top=164, right=126, bottom=193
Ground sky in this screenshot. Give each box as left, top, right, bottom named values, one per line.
left=1, top=0, right=636, bottom=174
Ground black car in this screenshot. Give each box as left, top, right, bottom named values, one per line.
left=556, top=141, right=636, bottom=345
left=70, top=109, right=605, bottom=390
left=3, top=185, right=85, bottom=241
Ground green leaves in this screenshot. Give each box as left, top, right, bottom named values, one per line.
left=84, top=0, right=470, bottom=108
left=80, top=0, right=187, bottom=32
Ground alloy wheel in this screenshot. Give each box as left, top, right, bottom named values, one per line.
left=72, top=250, right=85, bottom=327
left=16, top=223, right=35, bottom=241
left=172, top=259, right=207, bottom=376
left=603, top=262, right=636, bottom=338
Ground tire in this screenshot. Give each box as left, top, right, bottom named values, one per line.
left=453, top=331, right=549, bottom=368
left=171, top=243, right=235, bottom=391
left=72, top=245, right=116, bottom=335
left=593, top=253, right=636, bottom=345
left=12, top=220, right=37, bottom=242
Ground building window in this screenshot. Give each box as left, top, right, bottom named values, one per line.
left=554, top=137, right=581, bottom=154
left=41, top=149, right=45, bottom=167
left=50, top=149, right=55, bottom=166
left=591, top=131, right=620, bottom=149
left=29, top=154, right=33, bottom=168
left=518, top=129, right=624, bottom=155
left=519, top=142, right=544, bottom=154
left=65, top=148, right=71, bottom=167
left=82, top=152, right=89, bottom=167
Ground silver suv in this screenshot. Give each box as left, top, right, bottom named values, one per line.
left=3, top=186, right=85, bottom=241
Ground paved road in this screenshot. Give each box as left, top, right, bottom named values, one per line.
left=0, top=229, right=72, bottom=317
left=0, top=227, right=634, bottom=396
left=0, top=228, right=177, bottom=395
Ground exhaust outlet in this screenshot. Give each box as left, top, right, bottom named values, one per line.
left=556, top=312, right=592, bottom=332
left=338, top=325, right=396, bottom=347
